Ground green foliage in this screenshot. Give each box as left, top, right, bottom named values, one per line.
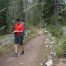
left=41, top=0, right=66, bottom=26
left=0, top=0, right=8, bottom=27
left=62, top=41, right=66, bottom=52
left=42, top=0, right=54, bottom=18
left=41, top=0, right=55, bottom=26
left=0, top=0, right=9, bottom=34
left=27, top=20, right=33, bottom=27
left=55, top=44, right=63, bottom=57
left=29, top=4, right=41, bottom=27
left=47, top=25, right=62, bottom=38
left=55, top=36, right=66, bottom=57
left=0, top=44, right=13, bottom=54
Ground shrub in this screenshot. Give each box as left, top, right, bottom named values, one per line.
left=47, top=25, right=62, bottom=38
left=55, top=36, right=66, bottom=57
left=55, top=43, right=63, bottom=57
left=62, top=40, right=66, bottom=56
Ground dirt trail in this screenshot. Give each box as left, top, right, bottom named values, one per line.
left=0, top=32, right=45, bottom=66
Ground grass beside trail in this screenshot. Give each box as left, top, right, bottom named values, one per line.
left=0, top=44, right=13, bottom=56
left=0, top=34, right=12, bottom=40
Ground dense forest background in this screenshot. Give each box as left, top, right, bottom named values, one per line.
left=0, top=0, right=66, bottom=33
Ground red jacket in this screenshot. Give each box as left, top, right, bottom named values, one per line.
left=13, top=23, right=24, bottom=36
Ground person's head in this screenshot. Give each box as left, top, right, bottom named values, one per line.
left=16, top=19, right=21, bottom=23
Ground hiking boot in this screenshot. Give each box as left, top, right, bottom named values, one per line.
left=20, top=51, right=24, bottom=55
left=13, top=53, right=18, bottom=57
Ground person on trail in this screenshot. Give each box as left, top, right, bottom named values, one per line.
left=13, top=19, right=25, bottom=57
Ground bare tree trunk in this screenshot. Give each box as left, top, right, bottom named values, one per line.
left=53, top=0, right=59, bottom=26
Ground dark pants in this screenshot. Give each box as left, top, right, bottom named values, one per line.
left=14, top=34, right=24, bottom=45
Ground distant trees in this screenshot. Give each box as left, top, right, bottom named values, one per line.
left=0, top=0, right=9, bottom=33
left=6, top=0, right=24, bottom=33
left=26, top=0, right=66, bottom=27
left=0, top=0, right=66, bottom=33
left=41, top=0, right=66, bottom=26
left=0, top=0, right=8, bottom=26
left=26, top=0, right=42, bottom=27
left=0, top=0, right=24, bottom=33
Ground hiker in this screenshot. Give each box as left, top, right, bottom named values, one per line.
left=13, top=19, right=25, bottom=57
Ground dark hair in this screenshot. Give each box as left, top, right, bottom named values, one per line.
left=16, top=19, right=20, bottom=22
